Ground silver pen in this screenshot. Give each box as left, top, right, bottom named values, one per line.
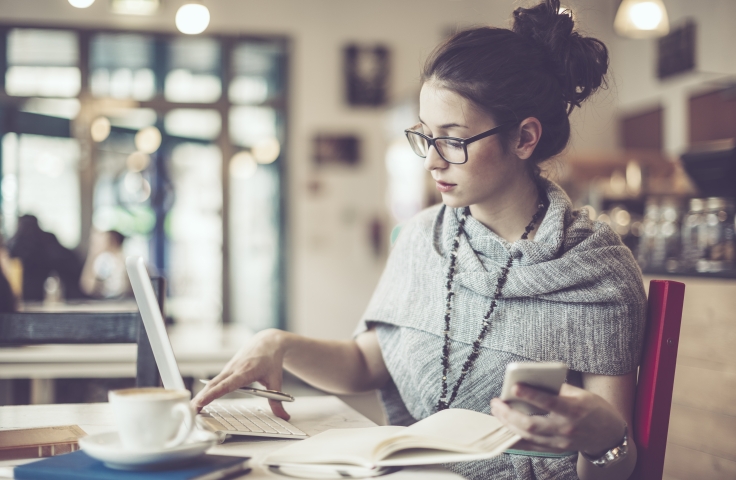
left=198, top=379, right=295, bottom=402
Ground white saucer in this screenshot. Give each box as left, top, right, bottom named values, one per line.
left=79, top=429, right=220, bottom=470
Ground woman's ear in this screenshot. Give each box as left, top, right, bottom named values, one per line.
left=514, top=117, right=542, bottom=160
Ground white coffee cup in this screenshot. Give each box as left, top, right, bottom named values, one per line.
left=109, top=387, right=194, bottom=451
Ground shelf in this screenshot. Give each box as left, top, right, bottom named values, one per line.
left=641, top=268, right=736, bottom=280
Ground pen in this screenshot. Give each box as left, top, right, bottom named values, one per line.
left=198, top=379, right=295, bottom=402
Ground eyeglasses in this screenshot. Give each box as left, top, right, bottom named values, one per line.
left=404, top=123, right=513, bottom=165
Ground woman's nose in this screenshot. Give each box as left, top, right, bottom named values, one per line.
left=423, top=146, right=447, bottom=172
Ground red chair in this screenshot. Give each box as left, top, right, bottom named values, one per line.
left=631, top=280, right=686, bottom=480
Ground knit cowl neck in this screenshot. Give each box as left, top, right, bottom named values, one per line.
left=438, top=178, right=645, bottom=305
left=358, top=178, right=647, bottom=375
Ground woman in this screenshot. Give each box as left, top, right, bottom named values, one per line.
left=194, top=1, right=646, bottom=478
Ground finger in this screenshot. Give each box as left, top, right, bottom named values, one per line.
left=492, top=400, right=573, bottom=451
left=268, top=399, right=290, bottom=421
left=192, top=372, right=226, bottom=405
left=194, top=373, right=253, bottom=409
left=512, top=383, right=572, bottom=416
left=508, top=439, right=573, bottom=455
left=491, top=398, right=562, bottom=437
left=261, top=374, right=290, bottom=421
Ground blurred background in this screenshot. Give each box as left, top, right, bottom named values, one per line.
left=0, top=1, right=734, bottom=478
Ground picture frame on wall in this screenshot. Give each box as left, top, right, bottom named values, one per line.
left=313, top=134, right=361, bottom=167
left=344, top=44, right=390, bottom=107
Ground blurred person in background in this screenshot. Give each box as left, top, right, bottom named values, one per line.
left=7, top=215, right=85, bottom=302
left=80, top=229, right=131, bottom=299
left=193, top=1, right=644, bottom=479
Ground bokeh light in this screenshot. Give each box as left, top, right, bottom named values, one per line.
left=175, top=4, right=210, bottom=35
left=230, top=152, right=258, bottom=179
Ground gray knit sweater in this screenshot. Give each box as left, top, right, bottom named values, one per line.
left=356, top=179, right=647, bottom=480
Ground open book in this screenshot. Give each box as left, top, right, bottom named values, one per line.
left=263, top=408, right=520, bottom=471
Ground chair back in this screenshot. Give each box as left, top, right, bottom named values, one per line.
left=631, top=280, right=685, bottom=480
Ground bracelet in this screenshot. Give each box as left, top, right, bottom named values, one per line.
left=580, top=424, right=628, bottom=468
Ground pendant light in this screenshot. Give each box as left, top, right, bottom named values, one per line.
left=68, top=0, right=95, bottom=7
left=175, top=2, right=211, bottom=35
left=614, top=0, right=670, bottom=39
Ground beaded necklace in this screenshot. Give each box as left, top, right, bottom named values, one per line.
left=436, top=198, right=547, bottom=412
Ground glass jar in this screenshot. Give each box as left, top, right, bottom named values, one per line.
left=699, top=197, right=735, bottom=272
left=656, top=198, right=681, bottom=272
left=637, top=199, right=660, bottom=270
left=680, top=198, right=706, bottom=272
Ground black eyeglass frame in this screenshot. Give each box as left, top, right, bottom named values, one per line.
left=403, top=123, right=515, bottom=165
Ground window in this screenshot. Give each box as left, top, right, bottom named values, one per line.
left=90, top=33, right=156, bottom=100
left=6, top=29, right=80, bottom=98
left=165, top=37, right=221, bottom=103
left=2, top=133, right=81, bottom=248
left=1, top=28, right=288, bottom=328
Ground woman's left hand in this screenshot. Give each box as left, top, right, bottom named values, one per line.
left=490, top=383, right=627, bottom=456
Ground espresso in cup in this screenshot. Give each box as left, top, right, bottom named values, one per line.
left=109, top=387, right=194, bottom=451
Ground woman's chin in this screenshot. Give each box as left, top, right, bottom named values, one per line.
left=440, top=194, right=469, bottom=209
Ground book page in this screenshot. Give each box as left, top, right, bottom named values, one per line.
left=262, top=426, right=405, bottom=469
left=377, top=429, right=521, bottom=467
left=374, top=409, right=507, bottom=459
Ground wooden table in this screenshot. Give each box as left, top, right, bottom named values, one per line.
left=0, top=396, right=462, bottom=479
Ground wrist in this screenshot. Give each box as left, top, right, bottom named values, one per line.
left=582, top=422, right=627, bottom=457
left=580, top=423, right=629, bottom=469
left=259, top=328, right=288, bottom=356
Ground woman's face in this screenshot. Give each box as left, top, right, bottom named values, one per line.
left=418, top=82, right=529, bottom=209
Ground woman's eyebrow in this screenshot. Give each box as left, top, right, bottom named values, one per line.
left=418, top=117, right=468, bottom=129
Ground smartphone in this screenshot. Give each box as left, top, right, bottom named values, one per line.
left=500, top=362, right=568, bottom=415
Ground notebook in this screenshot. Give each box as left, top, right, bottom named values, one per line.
left=13, top=451, right=250, bottom=480
left=263, top=408, right=521, bottom=471
left=0, top=425, right=85, bottom=460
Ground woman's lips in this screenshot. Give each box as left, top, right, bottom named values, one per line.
left=435, top=181, right=456, bottom=193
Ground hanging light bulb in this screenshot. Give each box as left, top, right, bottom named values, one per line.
left=175, top=3, right=210, bottom=35
left=68, top=0, right=95, bottom=8
left=614, top=0, right=670, bottom=39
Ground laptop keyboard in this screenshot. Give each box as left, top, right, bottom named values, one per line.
left=201, top=403, right=307, bottom=437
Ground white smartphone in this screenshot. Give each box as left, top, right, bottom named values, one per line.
left=500, top=362, right=568, bottom=415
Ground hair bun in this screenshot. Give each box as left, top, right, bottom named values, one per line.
left=512, top=0, right=608, bottom=112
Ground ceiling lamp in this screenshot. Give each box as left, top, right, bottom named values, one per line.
left=614, top=0, right=670, bottom=39
left=68, top=0, right=95, bottom=7
left=176, top=3, right=211, bottom=35
left=111, top=0, right=160, bottom=16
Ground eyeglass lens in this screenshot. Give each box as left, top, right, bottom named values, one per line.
left=406, top=131, right=466, bottom=164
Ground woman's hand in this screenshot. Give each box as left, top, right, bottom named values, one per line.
left=191, top=328, right=290, bottom=420
left=490, top=383, right=627, bottom=456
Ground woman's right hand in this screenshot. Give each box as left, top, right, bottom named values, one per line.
left=191, top=328, right=291, bottom=420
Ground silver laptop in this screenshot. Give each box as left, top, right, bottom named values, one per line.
left=125, top=256, right=307, bottom=439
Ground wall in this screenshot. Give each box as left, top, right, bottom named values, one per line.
left=608, top=0, right=736, bottom=155
left=0, top=0, right=618, bottom=340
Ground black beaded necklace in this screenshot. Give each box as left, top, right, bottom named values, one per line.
left=436, top=198, right=547, bottom=412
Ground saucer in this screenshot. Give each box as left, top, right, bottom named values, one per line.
left=79, top=429, right=220, bottom=470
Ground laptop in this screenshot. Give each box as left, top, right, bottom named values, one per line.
left=125, top=256, right=307, bottom=439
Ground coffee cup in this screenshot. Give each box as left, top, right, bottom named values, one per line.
left=109, top=387, right=194, bottom=451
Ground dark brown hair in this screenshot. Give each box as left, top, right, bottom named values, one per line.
left=422, top=0, right=609, bottom=175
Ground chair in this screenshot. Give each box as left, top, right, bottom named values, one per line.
left=0, top=277, right=166, bottom=391
left=631, top=279, right=686, bottom=480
